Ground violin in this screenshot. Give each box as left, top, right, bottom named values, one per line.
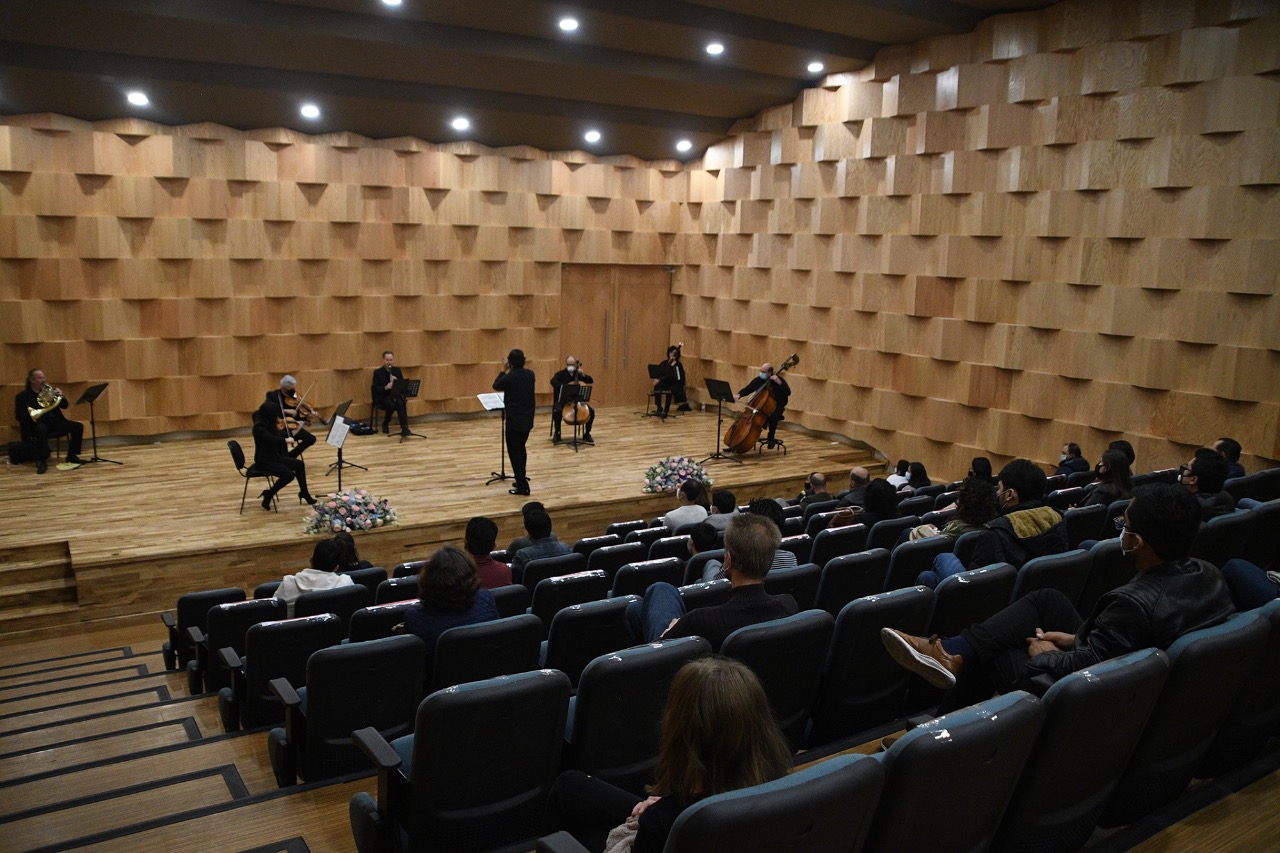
left=722, top=353, right=799, bottom=453
left=277, top=383, right=326, bottom=435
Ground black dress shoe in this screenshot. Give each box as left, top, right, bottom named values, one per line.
left=677, top=403, right=692, bottom=412
left=66, top=455, right=87, bottom=465
left=509, top=486, right=531, bottom=496
left=582, top=435, right=594, bottom=444
left=260, top=490, right=274, bottom=510
left=381, top=422, right=390, bottom=434
left=552, top=435, right=562, bottom=444
left=36, top=458, right=47, bottom=474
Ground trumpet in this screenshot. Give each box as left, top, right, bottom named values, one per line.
left=28, top=382, right=64, bottom=422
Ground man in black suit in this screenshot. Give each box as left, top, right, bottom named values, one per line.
left=494, top=348, right=536, bottom=495
left=736, top=362, right=790, bottom=448
left=371, top=351, right=409, bottom=435
left=550, top=355, right=594, bottom=444
left=265, top=374, right=315, bottom=457
left=15, top=368, right=85, bottom=474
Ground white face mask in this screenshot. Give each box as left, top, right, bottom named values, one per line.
left=1059, top=454, right=1068, bottom=463
left=566, top=365, right=575, bottom=373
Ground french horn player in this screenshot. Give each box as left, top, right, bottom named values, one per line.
left=15, top=368, right=85, bottom=474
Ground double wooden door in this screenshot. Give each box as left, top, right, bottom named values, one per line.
left=559, top=265, right=673, bottom=407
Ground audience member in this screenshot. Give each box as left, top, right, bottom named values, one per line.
left=1056, top=442, right=1089, bottom=476
left=703, top=489, right=738, bottom=532
left=1181, top=449, right=1236, bottom=521
left=1214, top=437, right=1246, bottom=480
left=332, top=530, right=373, bottom=571
left=883, top=483, right=1235, bottom=713
left=688, top=522, right=723, bottom=581
left=273, top=539, right=354, bottom=617
left=744, top=497, right=798, bottom=570
left=544, top=656, right=792, bottom=852
left=913, top=478, right=1002, bottom=587
left=886, top=459, right=910, bottom=488
left=509, top=508, right=572, bottom=581
left=835, top=466, right=870, bottom=507
left=796, top=472, right=832, bottom=510
left=968, top=457, right=996, bottom=484
left=626, top=513, right=798, bottom=649
left=1107, top=439, right=1136, bottom=468
left=1080, top=448, right=1133, bottom=508
left=505, top=501, right=547, bottom=553
left=1219, top=559, right=1280, bottom=611
left=401, top=545, right=500, bottom=678
left=845, top=478, right=899, bottom=529
left=464, top=516, right=511, bottom=589
left=901, top=461, right=931, bottom=492
left=660, top=480, right=710, bottom=531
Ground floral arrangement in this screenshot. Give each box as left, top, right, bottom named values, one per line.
left=643, top=455, right=713, bottom=495
left=303, top=488, right=398, bottom=535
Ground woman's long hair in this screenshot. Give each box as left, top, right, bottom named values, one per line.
left=418, top=545, right=480, bottom=612
left=955, top=477, right=1000, bottom=526
left=1097, top=448, right=1134, bottom=498
left=650, top=656, right=791, bottom=802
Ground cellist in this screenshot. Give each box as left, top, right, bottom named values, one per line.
left=265, top=375, right=316, bottom=458
left=550, top=356, right=594, bottom=445
left=737, top=363, right=791, bottom=449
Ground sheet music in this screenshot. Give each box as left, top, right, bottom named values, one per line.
left=477, top=392, right=506, bottom=411
left=326, top=415, right=350, bottom=449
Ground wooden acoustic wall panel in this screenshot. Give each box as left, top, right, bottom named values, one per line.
left=671, top=0, right=1280, bottom=477
left=0, top=121, right=675, bottom=440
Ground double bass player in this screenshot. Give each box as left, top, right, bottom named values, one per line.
left=735, top=362, right=791, bottom=449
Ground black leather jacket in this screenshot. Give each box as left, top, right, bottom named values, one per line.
left=1027, top=557, right=1235, bottom=680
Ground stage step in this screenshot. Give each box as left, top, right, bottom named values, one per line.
left=0, top=542, right=79, bottom=636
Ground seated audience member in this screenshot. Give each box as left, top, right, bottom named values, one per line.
left=465, top=515, right=511, bottom=589
left=1080, top=448, right=1134, bottom=508
left=901, top=461, right=932, bottom=492
left=886, top=459, right=910, bottom=488
left=544, top=656, right=792, bottom=853
left=969, top=457, right=996, bottom=485
left=333, top=530, right=374, bottom=571
left=1219, top=559, right=1280, bottom=611
left=1181, top=449, right=1236, bottom=521
left=402, top=544, right=500, bottom=671
left=743, top=497, right=798, bottom=570
left=1214, top=437, right=1246, bottom=481
left=660, top=479, right=710, bottom=532
left=914, top=478, right=1002, bottom=587
left=1107, top=439, right=1136, bottom=469
left=844, top=478, right=900, bottom=530
left=688, top=522, right=724, bottom=581
left=1056, top=442, right=1090, bottom=476
left=505, top=501, right=547, bottom=554
left=836, top=466, right=870, bottom=507
left=625, top=513, right=798, bottom=649
left=883, top=483, right=1235, bottom=711
left=795, top=472, right=832, bottom=510
left=274, top=538, right=355, bottom=617
left=703, top=489, right=738, bottom=532
left=509, top=509, right=572, bottom=581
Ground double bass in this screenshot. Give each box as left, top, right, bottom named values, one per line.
left=560, top=362, right=591, bottom=427
left=723, top=354, right=799, bottom=453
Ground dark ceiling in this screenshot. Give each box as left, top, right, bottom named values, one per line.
left=0, top=0, right=1057, bottom=162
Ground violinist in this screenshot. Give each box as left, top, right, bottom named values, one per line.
left=550, top=356, right=594, bottom=445
left=493, top=349, right=535, bottom=496
left=251, top=401, right=317, bottom=509
left=371, top=351, right=410, bottom=436
left=737, top=363, right=790, bottom=449
left=265, top=375, right=316, bottom=458
left=15, top=368, right=85, bottom=474
left=652, top=343, right=689, bottom=419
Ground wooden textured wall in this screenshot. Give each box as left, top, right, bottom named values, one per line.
left=674, top=0, right=1280, bottom=476
left=2, top=0, right=1278, bottom=477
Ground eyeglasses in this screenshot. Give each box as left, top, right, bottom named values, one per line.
left=1114, top=516, right=1128, bottom=533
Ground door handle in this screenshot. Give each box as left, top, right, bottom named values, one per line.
left=603, top=310, right=610, bottom=368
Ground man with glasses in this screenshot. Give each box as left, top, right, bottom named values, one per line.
left=881, top=482, right=1234, bottom=712
left=1179, top=449, right=1236, bottom=521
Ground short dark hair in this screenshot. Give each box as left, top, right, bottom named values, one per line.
left=1107, top=440, right=1135, bottom=466
left=1065, top=442, right=1081, bottom=459
left=680, top=479, right=707, bottom=507
left=808, top=472, right=826, bottom=491
left=465, top=516, right=498, bottom=555
left=507, top=348, right=525, bottom=369
left=1126, top=483, right=1202, bottom=562
left=1190, top=450, right=1229, bottom=493
left=382, top=350, right=393, bottom=358
left=525, top=508, right=553, bottom=540
left=689, top=522, right=718, bottom=553
left=745, top=497, right=784, bottom=531
left=969, top=457, right=993, bottom=481
left=310, top=539, right=342, bottom=573
left=724, top=513, right=781, bottom=580
left=863, top=479, right=900, bottom=518
left=711, top=490, right=735, bottom=515
left=521, top=501, right=545, bottom=521
left=418, top=545, right=480, bottom=611
left=998, top=458, right=1048, bottom=502
left=1215, top=437, right=1242, bottom=463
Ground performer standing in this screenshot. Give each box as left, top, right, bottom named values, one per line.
left=15, top=369, right=85, bottom=474
left=251, top=402, right=317, bottom=509
left=371, top=351, right=410, bottom=436
left=550, top=356, right=595, bottom=445
left=651, top=342, right=688, bottom=418
left=737, top=363, right=790, bottom=448
left=493, top=349, right=536, bottom=496
left=266, top=375, right=316, bottom=458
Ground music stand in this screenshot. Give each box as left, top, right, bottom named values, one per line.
left=643, top=363, right=669, bottom=419
left=699, top=378, right=742, bottom=465
left=390, top=378, right=427, bottom=442
left=556, top=384, right=592, bottom=453
left=73, top=383, right=121, bottom=465
left=478, top=392, right=509, bottom=485
left=325, top=400, right=365, bottom=489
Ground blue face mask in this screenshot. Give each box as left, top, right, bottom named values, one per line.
left=759, top=371, right=768, bottom=380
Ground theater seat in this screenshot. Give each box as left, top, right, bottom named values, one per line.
left=430, top=613, right=542, bottom=693
left=186, top=597, right=284, bottom=695
left=161, top=586, right=244, bottom=671
left=814, top=549, right=890, bottom=617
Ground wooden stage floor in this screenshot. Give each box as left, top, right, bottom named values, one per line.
left=0, top=407, right=879, bottom=640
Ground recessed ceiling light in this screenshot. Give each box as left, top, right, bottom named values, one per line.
left=808, top=61, right=825, bottom=74
left=676, top=139, right=692, bottom=152
left=126, top=91, right=149, bottom=106
left=705, top=42, right=724, bottom=56
left=584, top=129, right=601, bottom=144
left=299, top=103, right=321, bottom=119
left=381, top=0, right=402, bottom=6
left=559, top=17, right=578, bottom=32
left=450, top=116, right=470, bottom=131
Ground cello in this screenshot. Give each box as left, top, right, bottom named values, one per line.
left=722, top=354, right=799, bottom=453
left=560, top=362, right=591, bottom=427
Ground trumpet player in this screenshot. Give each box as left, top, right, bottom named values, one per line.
left=15, top=369, right=85, bottom=474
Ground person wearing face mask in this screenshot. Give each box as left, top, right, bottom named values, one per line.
left=736, top=363, right=791, bottom=448
left=1055, top=442, right=1090, bottom=476
left=549, top=355, right=595, bottom=444
left=881, top=482, right=1235, bottom=712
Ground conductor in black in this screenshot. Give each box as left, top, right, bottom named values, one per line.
left=494, top=349, right=536, bottom=495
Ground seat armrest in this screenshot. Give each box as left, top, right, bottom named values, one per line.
left=1024, top=672, right=1057, bottom=697
left=268, top=677, right=301, bottom=707
left=353, top=726, right=401, bottom=772
left=537, top=831, right=592, bottom=853
left=186, top=626, right=205, bottom=645
left=218, top=646, right=242, bottom=671
left=161, top=612, right=176, bottom=629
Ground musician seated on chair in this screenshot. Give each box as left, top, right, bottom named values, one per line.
left=265, top=375, right=316, bottom=457
left=371, top=351, right=410, bottom=436
left=251, top=401, right=317, bottom=510
left=550, top=356, right=594, bottom=445
left=651, top=343, right=687, bottom=418
left=737, top=363, right=790, bottom=448
left=15, top=369, right=85, bottom=474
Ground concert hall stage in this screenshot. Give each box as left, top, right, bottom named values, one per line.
left=0, top=407, right=881, bottom=641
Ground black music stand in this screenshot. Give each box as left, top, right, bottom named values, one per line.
left=643, top=363, right=669, bottom=419
left=73, top=382, right=121, bottom=465
left=390, top=378, right=426, bottom=442
left=699, top=378, right=742, bottom=465
left=556, top=384, right=592, bottom=453
left=325, top=400, right=365, bottom=489
left=479, top=393, right=510, bottom=485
